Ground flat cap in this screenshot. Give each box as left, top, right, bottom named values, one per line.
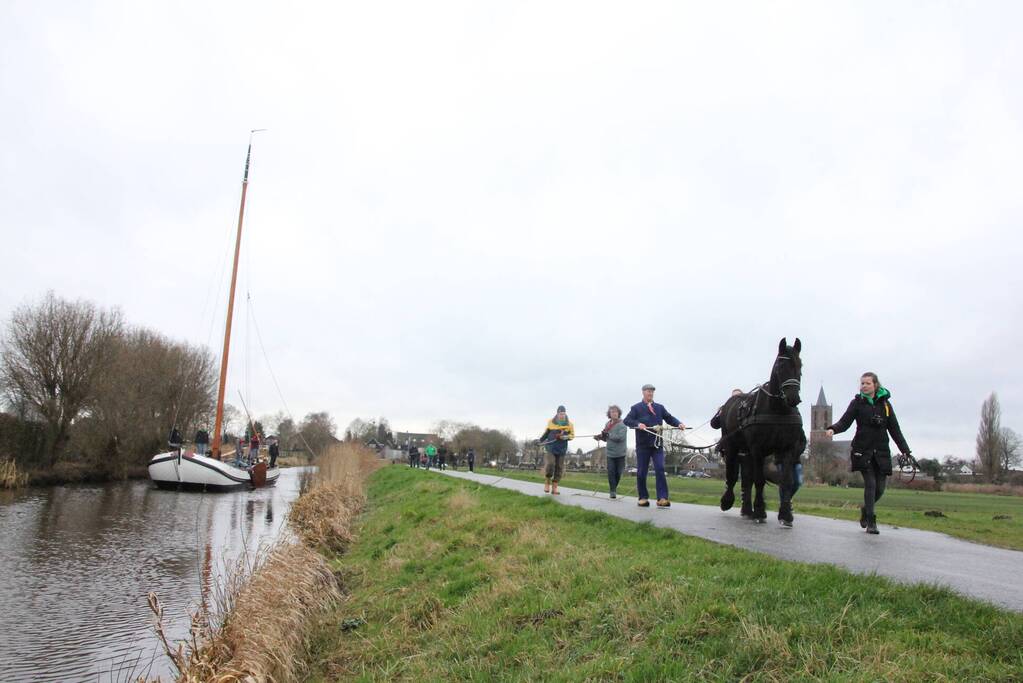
left=641, top=384, right=656, bottom=391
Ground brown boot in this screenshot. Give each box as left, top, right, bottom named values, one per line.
left=638, top=498, right=650, bottom=507
left=657, top=498, right=671, bottom=508
left=544, top=478, right=551, bottom=493
left=551, top=482, right=560, bottom=495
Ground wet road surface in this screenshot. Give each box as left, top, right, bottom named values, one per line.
left=438, top=469, right=1023, bottom=613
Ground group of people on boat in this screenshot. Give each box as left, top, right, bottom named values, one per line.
left=537, top=374, right=911, bottom=535
left=167, top=426, right=281, bottom=469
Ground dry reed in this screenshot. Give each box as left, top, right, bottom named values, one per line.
left=149, top=443, right=381, bottom=682
left=0, top=458, right=28, bottom=489
left=943, top=482, right=1023, bottom=496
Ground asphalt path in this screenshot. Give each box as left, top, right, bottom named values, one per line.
left=436, top=468, right=1023, bottom=613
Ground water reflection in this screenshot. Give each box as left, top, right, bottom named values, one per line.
left=0, top=467, right=309, bottom=682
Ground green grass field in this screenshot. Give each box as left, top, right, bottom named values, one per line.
left=303, top=467, right=1023, bottom=681
left=468, top=467, right=1023, bottom=551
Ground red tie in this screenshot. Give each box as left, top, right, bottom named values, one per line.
left=647, top=403, right=655, bottom=416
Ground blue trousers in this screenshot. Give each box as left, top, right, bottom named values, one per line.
left=636, top=446, right=669, bottom=501
left=778, top=462, right=803, bottom=502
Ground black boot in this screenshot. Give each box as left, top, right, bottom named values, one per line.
left=866, top=515, right=879, bottom=535
left=859, top=505, right=867, bottom=529
left=778, top=502, right=793, bottom=528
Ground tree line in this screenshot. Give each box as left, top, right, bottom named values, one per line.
left=344, top=416, right=518, bottom=461
left=0, top=292, right=339, bottom=481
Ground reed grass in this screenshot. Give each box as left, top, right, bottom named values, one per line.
left=148, top=443, right=381, bottom=682
left=0, top=458, right=28, bottom=489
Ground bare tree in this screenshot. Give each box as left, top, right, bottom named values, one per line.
left=975, top=393, right=1002, bottom=483
left=301, top=411, right=338, bottom=454
left=0, top=293, right=123, bottom=465
left=999, top=427, right=1021, bottom=475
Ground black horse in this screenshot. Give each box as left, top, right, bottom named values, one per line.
left=716, top=338, right=806, bottom=525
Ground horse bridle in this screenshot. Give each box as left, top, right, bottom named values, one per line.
left=761, top=355, right=801, bottom=399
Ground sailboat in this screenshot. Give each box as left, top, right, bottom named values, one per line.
left=149, top=134, right=281, bottom=491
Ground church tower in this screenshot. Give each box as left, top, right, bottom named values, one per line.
left=810, top=386, right=832, bottom=442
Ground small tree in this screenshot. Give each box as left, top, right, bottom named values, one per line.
left=999, top=427, right=1021, bottom=476
left=975, top=393, right=1002, bottom=483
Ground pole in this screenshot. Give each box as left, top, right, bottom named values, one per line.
left=211, top=131, right=264, bottom=459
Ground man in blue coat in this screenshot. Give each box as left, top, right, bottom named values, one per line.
left=624, top=384, right=687, bottom=507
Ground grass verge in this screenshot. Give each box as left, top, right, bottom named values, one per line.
left=304, top=466, right=1023, bottom=681
left=150, top=443, right=380, bottom=682
left=471, top=467, right=1023, bottom=551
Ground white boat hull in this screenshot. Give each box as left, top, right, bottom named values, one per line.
left=148, top=451, right=280, bottom=491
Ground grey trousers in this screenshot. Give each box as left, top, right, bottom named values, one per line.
left=544, top=452, right=565, bottom=482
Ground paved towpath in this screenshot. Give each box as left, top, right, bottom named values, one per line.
left=437, top=469, right=1023, bottom=613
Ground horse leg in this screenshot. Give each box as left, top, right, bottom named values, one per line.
left=739, top=452, right=753, bottom=518
left=777, top=456, right=794, bottom=527
left=752, top=452, right=767, bottom=523
left=720, top=448, right=737, bottom=511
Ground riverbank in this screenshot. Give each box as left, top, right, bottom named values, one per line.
left=474, top=466, right=1023, bottom=551
left=301, top=467, right=1023, bottom=680
left=162, top=444, right=379, bottom=682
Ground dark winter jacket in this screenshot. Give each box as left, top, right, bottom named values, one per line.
left=624, top=401, right=682, bottom=450
left=828, top=388, right=911, bottom=474
left=195, top=429, right=209, bottom=445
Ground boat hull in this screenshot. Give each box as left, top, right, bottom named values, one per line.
left=148, top=451, right=280, bottom=491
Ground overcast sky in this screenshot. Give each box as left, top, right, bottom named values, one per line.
left=2, top=1, right=1021, bottom=459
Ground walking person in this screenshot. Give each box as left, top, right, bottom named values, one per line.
left=827, top=372, right=912, bottom=535
left=594, top=405, right=627, bottom=499
left=624, top=384, right=687, bottom=508
left=408, top=442, right=419, bottom=468
left=438, top=446, right=447, bottom=471
left=194, top=426, right=210, bottom=456
left=425, top=443, right=437, bottom=470
left=538, top=405, right=574, bottom=494
left=467, top=447, right=476, bottom=472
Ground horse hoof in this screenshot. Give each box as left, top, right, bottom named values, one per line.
left=720, top=491, right=735, bottom=511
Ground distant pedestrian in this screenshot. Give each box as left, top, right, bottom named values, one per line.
left=467, top=447, right=476, bottom=472
left=595, top=405, right=627, bottom=499
left=408, top=443, right=419, bottom=468
left=268, top=437, right=280, bottom=468
left=624, top=384, right=686, bottom=508
left=194, top=427, right=210, bottom=456
left=425, top=443, right=437, bottom=469
left=538, top=405, right=574, bottom=495
left=827, top=372, right=912, bottom=535
left=438, top=446, right=447, bottom=471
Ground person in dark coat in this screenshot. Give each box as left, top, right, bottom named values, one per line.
left=168, top=426, right=182, bottom=456
left=624, top=385, right=686, bottom=507
left=268, top=437, right=280, bottom=468
left=408, top=443, right=419, bottom=468
left=827, top=372, right=912, bottom=535
left=194, top=427, right=210, bottom=456
left=467, top=447, right=476, bottom=472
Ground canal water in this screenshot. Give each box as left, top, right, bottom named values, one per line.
left=0, top=468, right=310, bottom=682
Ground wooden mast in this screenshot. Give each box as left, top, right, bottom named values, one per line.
left=211, top=134, right=259, bottom=460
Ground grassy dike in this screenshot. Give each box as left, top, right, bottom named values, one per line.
left=302, top=467, right=1023, bottom=682
left=473, top=468, right=1023, bottom=551
left=158, top=445, right=380, bottom=682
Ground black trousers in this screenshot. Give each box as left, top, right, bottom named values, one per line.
left=861, top=460, right=888, bottom=518
left=607, top=457, right=626, bottom=493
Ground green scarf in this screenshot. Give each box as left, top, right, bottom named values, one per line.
left=859, top=386, right=890, bottom=405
